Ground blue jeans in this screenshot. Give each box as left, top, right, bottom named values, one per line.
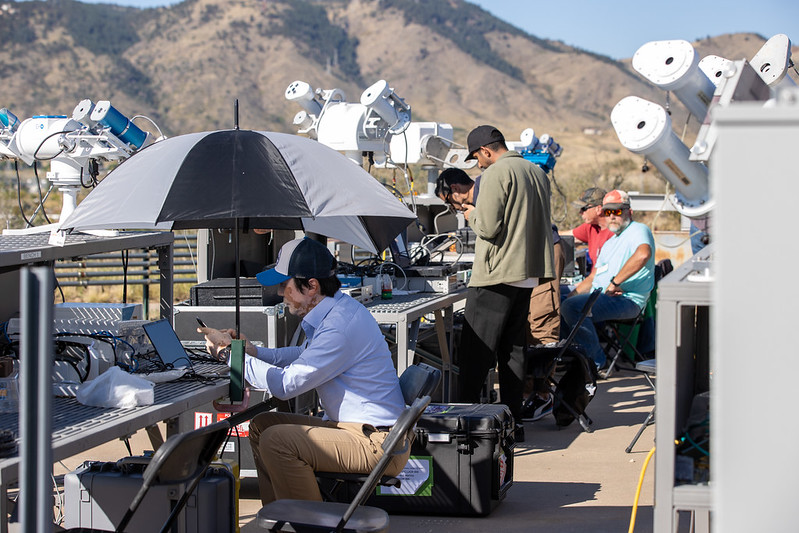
left=560, top=292, right=642, bottom=367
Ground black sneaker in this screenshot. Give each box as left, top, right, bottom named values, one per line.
left=521, top=394, right=553, bottom=421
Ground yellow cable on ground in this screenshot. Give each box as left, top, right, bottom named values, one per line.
left=628, top=447, right=656, bottom=533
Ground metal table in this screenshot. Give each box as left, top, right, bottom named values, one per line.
left=0, top=231, right=175, bottom=322
left=0, top=371, right=228, bottom=533
left=654, top=245, right=713, bottom=533
left=365, top=290, right=467, bottom=401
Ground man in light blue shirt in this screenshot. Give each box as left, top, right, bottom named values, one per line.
left=561, top=190, right=655, bottom=368
left=200, top=237, right=406, bottom=505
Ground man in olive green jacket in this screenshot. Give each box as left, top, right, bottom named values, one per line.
left=458, top=125, right=554, bottom=440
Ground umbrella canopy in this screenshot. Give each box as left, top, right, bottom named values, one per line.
left=61, top=129, right=415, bottom=254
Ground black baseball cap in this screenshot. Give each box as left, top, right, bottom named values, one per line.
left=465, top=125, right=505, bottom=161
left=256, top=237, right=336, bottom=286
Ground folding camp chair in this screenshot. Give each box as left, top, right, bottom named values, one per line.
left=626, top=358, right=656, bottom=453
left=597, top=300, right=649, bottom=379
left=315, top=363, right=441, bottom=501
left=398, top=362, right=441, bottom=405
left=64, top=421, right=231, bottom=533
left=598, top=259, right=671, bottom=379
left=255, top=396, right=432, bottom=533
left=524, top=288, right=602, bottom=432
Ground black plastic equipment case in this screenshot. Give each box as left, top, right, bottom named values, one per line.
left=190, top=277, right=281, bottom=307
left=63, top=458, right=236, bottom=532
left=366, top=402, right=515, bottom=516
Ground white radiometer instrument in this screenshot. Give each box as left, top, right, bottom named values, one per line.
left=611, top=96, right=712, bottom=218
left=612, top=34, right=795, bottom=219
left=2, top=100, right=161, bottom=236
left=284, top=79, right=411, bottom=164
left=285, top=79, right=475, bottom=171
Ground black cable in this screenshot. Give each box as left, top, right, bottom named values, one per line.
left=83, top=160, right=99, bottom=188
left=121, top=250, right=129, bottom=303
left=80, top=165, right=91, bottom=188
left=54, top=276, right=66, bottom=303
left=131, top=352, right=168, bottom=374
left=14, top=161, right=34, bottom=228
left=186, top=348, right=221, bottom=364
left=548, top=168, right=568, bottom=224
left=54, top=340, right=91, bottom=382
left=233, top=424, right=241, bottom=472
left=32, top=129, right=74, bottom=161
left=32, top=163, right=52, bottom=225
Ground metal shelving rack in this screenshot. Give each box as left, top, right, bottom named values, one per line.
left=653, top=244, right=713, bottom=533
left=0, top=231, right=174, bottom=322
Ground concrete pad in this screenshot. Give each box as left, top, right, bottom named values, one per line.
left=34, top=373, right=654, bottom=532
left=238, top=373, right=656, bottom=533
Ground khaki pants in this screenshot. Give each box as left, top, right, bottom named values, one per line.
left=248, top=411, right=410, bottom=505
left=527, top=241, right=566, bottom=396
left=528, top=241, right=566, bottom=345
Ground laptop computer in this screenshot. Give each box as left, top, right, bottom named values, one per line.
left=142, top=319, right=192, bottom=369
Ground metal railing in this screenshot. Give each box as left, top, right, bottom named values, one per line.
left=53, top=232, right=200, bottom=315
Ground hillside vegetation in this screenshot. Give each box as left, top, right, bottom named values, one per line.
left=0, top=0, right=792, bottom=231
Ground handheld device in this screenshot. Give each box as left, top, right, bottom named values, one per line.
left=196, top=317, right=207, bottom=328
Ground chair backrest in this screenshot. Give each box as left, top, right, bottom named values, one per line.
left=655, top=258, right=673, bottom=283
left=398, top=363, right=441, bottom=405
left=337, top=395, right=431, bottom=531
left=116, top=420, right=229, bottom=532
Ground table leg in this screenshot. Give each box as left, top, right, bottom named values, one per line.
left=433, top=309, right=451, bottom=402
left=165, top=417, right=180, bottom=438
left=145, top=424, right=164, bottom=451
left=157, top=242, right=174, bottom=324
left=396, top=316, right=410, bottom=376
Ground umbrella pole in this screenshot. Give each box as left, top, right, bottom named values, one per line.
left=230, top=217, right=246, bottom=404
left=234, top=218, right=241, bottom=338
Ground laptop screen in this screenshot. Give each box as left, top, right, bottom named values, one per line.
left=142, top=319, right=192, bottom=369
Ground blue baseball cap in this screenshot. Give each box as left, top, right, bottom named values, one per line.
left=256, top=238, right=336, bottom=286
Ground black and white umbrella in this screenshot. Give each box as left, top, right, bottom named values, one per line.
left=61, top=129, right=415, bottom=254
left=61, top=128, right=415, bottom=336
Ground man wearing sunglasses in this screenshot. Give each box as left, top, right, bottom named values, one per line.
left=572, top=187, right=614, bottom=271
left=561, top=189, right=655, bottom=369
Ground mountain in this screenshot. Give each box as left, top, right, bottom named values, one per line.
left=0, top=0, right=792, bottom=227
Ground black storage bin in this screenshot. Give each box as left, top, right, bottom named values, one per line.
left=190, top=278, right=281, bottom=307
left=365, top=403, right=515, bottom=516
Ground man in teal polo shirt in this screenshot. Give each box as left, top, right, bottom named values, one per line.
left=561, top=189, right=655, bottom=368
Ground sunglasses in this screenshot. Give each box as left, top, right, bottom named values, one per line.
left=580, top=204, right=596, bottom=213
left=603, top=208, right=627, bottom=217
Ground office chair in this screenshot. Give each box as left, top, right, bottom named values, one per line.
left=256, top=395, right=432, bottom=533
left=315, top=363, right=441, bottom=501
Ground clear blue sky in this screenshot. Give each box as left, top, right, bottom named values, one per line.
left=73, top=0, right=799, bottom=60
left=470, top=0, right=799, bottom=59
